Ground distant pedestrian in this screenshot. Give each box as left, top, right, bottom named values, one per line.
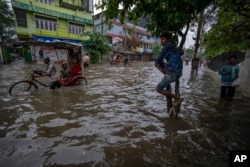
left=218, top=55, right=239, bottom=98
left=199, top=58, right=203, bottom=68
left=191, top=58, right=200, bottom=75
left=123, top=55, right=129, bottom=67
left=203, top=60, right=207, bottom=67
left=39, top=49, right=44, bottom=60
left=82, top=53, right=90, bottom=70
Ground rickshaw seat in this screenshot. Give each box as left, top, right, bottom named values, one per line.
left=70, top=63, right=82, bottom=77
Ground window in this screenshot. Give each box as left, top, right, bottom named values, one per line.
left=49, top=22, right=53, bottom=30
left=14, top=8, right=27, bottom=28
left=69, top=23, right=85, bottom=35
left=36, top=20, right=39, bottom=28
left=38, top=0, right=52, bottom=5
left=35, top=16, right=57, bottom=31
left=40, top=20, right=44, bottom=29
left=53, top=22, right=56, bottom=31
left=45, top=21, right=48, bottom=30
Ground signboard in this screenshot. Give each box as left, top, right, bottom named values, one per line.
left=34, top=46, right=68, bottom=64
left=34, top=35, right=81, bottom=44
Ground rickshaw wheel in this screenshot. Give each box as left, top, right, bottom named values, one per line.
left=71, top=76, right=87, bottom=85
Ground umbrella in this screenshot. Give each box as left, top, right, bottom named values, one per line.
left=207, top=51, right=245, bottom=72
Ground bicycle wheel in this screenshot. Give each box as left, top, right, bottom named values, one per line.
left=72, top=76, right=87, bottom=85
left=9, top=81, right=38, bottom=96
left=81, top=77, right=87, bottom=85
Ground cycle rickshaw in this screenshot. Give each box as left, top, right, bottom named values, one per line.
left=9, top=41, right=87, bottom=95
left=55, top=42, right=87, bottom=86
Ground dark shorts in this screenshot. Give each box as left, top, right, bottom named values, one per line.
left=84, top=62, right=89, bottom=69
left=157, top=73, right=178, bottom=90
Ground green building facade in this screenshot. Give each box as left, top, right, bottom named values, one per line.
left=11, top=0, right=93, bottom=62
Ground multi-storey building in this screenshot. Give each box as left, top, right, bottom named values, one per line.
left=94, top=12, right=157, bottom=61
left=11, top=0, right=93, bottom=63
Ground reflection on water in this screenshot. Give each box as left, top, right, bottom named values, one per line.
left=0, top=60, right=250, bottom=167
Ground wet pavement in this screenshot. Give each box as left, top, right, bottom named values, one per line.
left=0, top=60, right=250, bottom=167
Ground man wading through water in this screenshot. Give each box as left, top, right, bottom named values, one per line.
left=155, top=32, right=183, bottom=106
left=43, top=57, right=61, bottom=89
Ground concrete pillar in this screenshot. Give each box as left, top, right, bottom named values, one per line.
left=239, top=48, right=250, bottom=97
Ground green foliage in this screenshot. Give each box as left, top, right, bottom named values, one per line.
left=152, top=43, right=161, bottom=59
left=204, top=0, right=250, bottom=60
left=0, top=0, right=16, bottom=45
left=96, top=0, right=212, bottom=38
left=185, top=48, right=195, bottom=59
left=0, top=0, right=14, bottom=28
left=83, top=32, right=111, bottom=63
left=89, top=49, right=99, bottom=63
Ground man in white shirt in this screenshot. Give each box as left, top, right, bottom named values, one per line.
left=82, top=53, right=90, bottom=70
left=43, top=57, right=61, bottom=89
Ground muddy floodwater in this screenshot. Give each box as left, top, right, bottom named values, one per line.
left=0, top=60, right=250, bottom=167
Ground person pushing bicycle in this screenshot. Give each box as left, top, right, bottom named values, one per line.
left=43, top=57, right=61, bottom=89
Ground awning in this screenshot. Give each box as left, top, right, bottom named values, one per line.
left=13, top=41, right=82, bottom=49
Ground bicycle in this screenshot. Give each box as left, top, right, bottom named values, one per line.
left=8, top=68, right=50, bottom=96
left=9, top=67, right=88, bottom=96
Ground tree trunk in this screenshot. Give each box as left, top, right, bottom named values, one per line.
left=193, top=11, right=204, bottom=59
left=178, top=21, right=190, bottom=48
left=191, top=11, right=204, bottom=74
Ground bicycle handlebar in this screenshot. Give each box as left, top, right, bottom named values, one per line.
left=32, top=68, right=46, bottom=75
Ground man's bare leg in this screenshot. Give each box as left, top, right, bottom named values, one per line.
left=156, top=88, right=181, bottom=101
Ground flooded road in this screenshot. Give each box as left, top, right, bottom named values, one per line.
left=0, top=60, right=250, bottom=167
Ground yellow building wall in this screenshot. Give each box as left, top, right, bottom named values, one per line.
left=12, top=0, right=93, bottom=41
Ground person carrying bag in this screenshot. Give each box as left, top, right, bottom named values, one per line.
left=218, top=55, right=240, bottom=98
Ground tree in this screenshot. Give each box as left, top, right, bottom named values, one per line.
left=152, top=43, right=161, bottom=59
left=83, top=31, right=111, bottom=63
left=96, top=0, right=212, bottom=48
left=185, top=48, right=195, bottom=59
left=112, top=28, right=142, bottom=52
left=0, top=0, right=16, bottom=45
left=204, top=0, right=250, bottom=59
